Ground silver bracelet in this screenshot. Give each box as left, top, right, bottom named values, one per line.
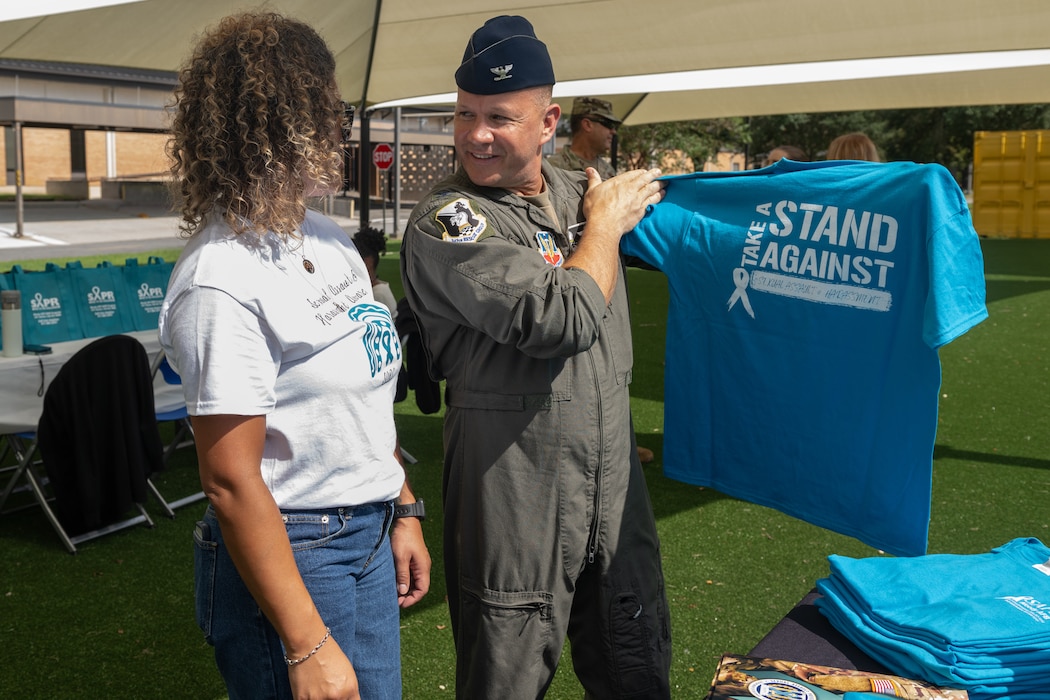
left=285, top=626, right=331, bottom=667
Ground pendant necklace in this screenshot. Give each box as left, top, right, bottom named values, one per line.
left=288, top=233, right=316, bottom=275
left=295, top=234, right=316, bottom=274
left=289, top=230, right=333, bottom=293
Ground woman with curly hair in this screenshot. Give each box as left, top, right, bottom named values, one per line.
left=159, top=12, right=430, bottom=700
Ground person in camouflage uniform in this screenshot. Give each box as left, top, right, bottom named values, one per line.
left=547, top=96, right=621, bottom=180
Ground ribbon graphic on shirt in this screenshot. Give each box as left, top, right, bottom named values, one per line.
left=727, top=268, right=755, bottom=318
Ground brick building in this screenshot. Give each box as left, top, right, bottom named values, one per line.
left=0, top=59, right=742, bottom=209
left=0, top=58, right=460, bottom=206
left=0, top=58, right=173, bottom=197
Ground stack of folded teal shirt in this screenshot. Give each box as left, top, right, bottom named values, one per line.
left=816, top=537, right=1050, bottom=700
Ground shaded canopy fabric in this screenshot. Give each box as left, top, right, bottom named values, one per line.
left=0, top=0, right=1048, bottom=123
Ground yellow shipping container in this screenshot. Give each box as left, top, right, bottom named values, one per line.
left=972, top=130, right=1050, bottom=238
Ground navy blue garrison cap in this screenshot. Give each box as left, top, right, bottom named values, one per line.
left=455, top=15, right=555, bottom=95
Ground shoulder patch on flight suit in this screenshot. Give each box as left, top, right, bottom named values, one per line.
left=434, top=198, right=488, bottom=242
left=535, top=231, right=564, bottom=267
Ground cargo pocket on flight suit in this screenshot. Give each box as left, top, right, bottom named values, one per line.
left=602, top=311, right=634, bottom=387
left=193, top=520, right=218, bottom=643
left=608, top=591, right=658, bottom=696
left=461, top=582, right=553, bottom=683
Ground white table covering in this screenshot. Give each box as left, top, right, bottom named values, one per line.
left=0, top=331, right=184, bottom=434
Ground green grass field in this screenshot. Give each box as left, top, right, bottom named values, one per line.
left=1, top=237, right=1047, bottom=699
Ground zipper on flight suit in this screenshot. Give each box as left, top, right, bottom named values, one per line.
left=534, top=196, right=601, bottom=564
left=585, top=348, right=603, bottom=566
left=554, top=202, right=596, bottom=562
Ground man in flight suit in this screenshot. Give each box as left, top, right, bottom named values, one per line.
left=400, top=14, right=672, bottom=699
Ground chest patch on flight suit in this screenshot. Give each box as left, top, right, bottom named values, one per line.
left=535, top=231, right=564, bottom=267
left=434, top=198, right=487, bottom=242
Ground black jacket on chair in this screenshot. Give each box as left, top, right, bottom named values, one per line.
left=37, top=335, right=164, bottom=535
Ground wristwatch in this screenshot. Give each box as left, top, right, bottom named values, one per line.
left=393, top=499, right=425, bottom=521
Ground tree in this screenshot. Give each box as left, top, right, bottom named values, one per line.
left=748, top=105, right=1050, bottom=184
left=609, top=105, right=1050, bottom=185
left=616, top=118, right=747, bottom=172
left=747, top=111, right=894, bottom=164
left=880, top=104, right=1050, bottom=183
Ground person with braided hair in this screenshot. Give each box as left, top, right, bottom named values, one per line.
left=353, top=227, right=398, bottom=321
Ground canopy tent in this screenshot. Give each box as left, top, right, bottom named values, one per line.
left=1, top=0, right=1049, bottom=123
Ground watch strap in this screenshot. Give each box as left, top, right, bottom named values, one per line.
left=393, top=499, right=425, bottom=521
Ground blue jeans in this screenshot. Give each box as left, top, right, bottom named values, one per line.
left=193, top=502, right=401, bottom=700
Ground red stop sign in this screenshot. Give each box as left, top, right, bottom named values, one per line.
left=372, top=143, right=394, bottom=170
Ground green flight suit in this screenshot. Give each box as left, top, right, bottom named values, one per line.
left=401, top=162, right=671, bottom=699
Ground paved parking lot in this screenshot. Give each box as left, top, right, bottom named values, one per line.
left=0, top=199, right=184, bottom=262
left=0, top=197, right=378, bottom=263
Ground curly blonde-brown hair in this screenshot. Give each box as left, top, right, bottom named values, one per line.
left=168, top=12, right=344, bottom=238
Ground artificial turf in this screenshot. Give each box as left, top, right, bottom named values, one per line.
left=0, top=237, right=1046, bottom=699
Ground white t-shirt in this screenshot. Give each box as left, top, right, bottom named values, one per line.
left=371, top=280, right=398, bottom=322
left=159, top=209, right=404, bottom=509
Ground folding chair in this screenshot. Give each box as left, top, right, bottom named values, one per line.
left=150, top=349, right=206, bottom=510
left=0, top=433, right=28, bottom=482
left=0, top=335, right=174, bottom=553
left=0, top=431, right=52, bottom=518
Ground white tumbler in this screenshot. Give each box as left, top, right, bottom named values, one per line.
left=2, top=289, right=23, bottom=357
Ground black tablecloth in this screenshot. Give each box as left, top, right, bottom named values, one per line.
left=748, top=589, right=890, bottom=674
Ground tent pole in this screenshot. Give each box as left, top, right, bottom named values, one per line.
left=14, top=121, right=23, bottom=238
left=359, top=108, right=371, bottom=230
left=393, top=107, right=401, bottom=238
